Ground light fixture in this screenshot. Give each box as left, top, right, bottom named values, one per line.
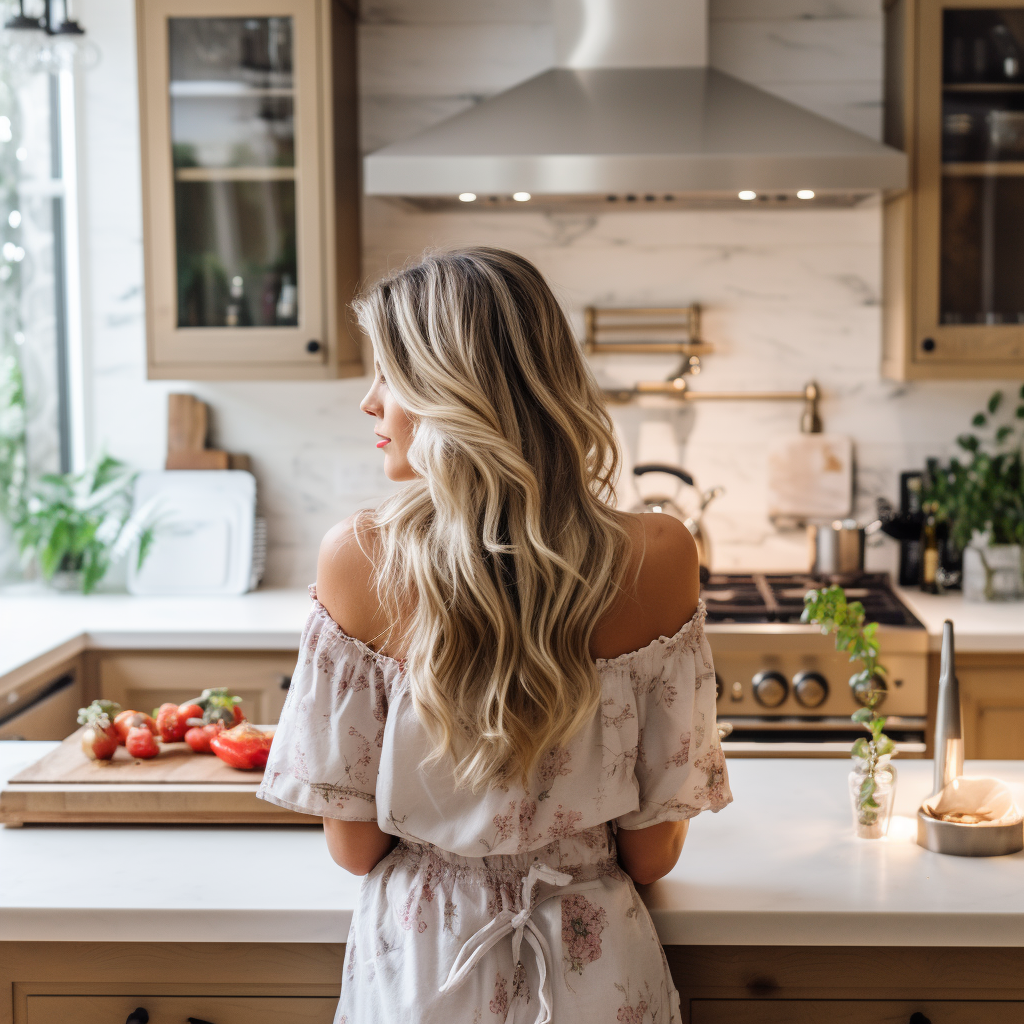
left=797, top=189, right=815, bottom=200
left=458, top=192, right=477, bottom=202
left=738, top=190, right=756, bottom=201
left=512, top=191, right=531, bottom=202
left=1, top=0, right=99, bottom=74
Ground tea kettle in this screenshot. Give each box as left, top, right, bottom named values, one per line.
left=630, top=463, right=723, bottom=572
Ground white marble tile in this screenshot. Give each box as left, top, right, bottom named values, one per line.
left=362, top=0, right=551, bottom=24
left=359, top=23, right=554, bottom=98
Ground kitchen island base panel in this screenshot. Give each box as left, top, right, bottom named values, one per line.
left=3, top=944, right=1024, bottom=1023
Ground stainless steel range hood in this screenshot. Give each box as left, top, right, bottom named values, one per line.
left=363, top=0, right=907, bottom=204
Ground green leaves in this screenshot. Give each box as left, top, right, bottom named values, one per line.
left=989, top=391, right=1003, bottom=415
left=9, top=450, right=162, bottom=594
left=803, top=585, right=894, bottom=773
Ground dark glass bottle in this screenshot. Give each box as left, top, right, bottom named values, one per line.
left=920, top=503, right=941, bottom=594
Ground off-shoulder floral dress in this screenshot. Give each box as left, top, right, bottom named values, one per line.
left=258, top=585, right=732, bottom=1024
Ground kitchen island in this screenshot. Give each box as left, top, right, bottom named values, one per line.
left=3, top=743, right=1023, bottom=1022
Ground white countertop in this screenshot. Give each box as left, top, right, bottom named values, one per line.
left=2, top=742, right=1022, bottom=947
left=2, top=582, right=1021, bottom=697
left=895, top=587, right=1024, bottom=652
left=0, top=584, right=313, bottom=692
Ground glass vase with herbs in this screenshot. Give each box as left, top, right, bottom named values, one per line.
left=803, top=585, right=897, bottom=839
left=923, top=386, right=1024, bottom=601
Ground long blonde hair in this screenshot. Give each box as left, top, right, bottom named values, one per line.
left=353, top=248, right=633, bottom=791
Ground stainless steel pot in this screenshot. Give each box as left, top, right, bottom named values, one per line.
left=807, top=518, right=881, bottom=574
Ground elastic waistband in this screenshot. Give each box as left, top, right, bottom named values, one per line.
left=397, top=824, right=619, bottom=877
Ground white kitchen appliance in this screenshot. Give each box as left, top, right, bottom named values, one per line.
left=127, top=470, right=259, bottom=596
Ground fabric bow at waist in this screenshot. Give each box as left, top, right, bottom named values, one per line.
left=438, top=861, right=574, bottom=1024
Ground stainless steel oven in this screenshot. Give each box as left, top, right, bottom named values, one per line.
left=704, top=573, right=928, bottom=758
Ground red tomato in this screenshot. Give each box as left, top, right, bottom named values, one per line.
left=81, top=724, right=119, bottom=761
left=209, top=722, right=272, bottom=770
left=184, top=722, right=223, bottom=754
left=155, top=702, right=188, bottom=743
left=113, top=710, right=158, bottom=745
left=126, top=726, right=160, bottom=759
left=231, top=705, right=245, bottom=726
left=177, top=702, right=204, bottom=724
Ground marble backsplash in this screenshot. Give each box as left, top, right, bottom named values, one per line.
left=51, top=0, right=1007, bottom=589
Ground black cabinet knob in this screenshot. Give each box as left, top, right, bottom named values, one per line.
left=921, top=337, right=936, bottom=352
left=908, top=1013, right=932, bottom=1024
left=187, top=1018, right=217, bottom=1024
left=306, top=339, right=321, bottom=353
left=125, top=1010, right=149, bottom=1024
left=280, top=674, right=292, bottom=690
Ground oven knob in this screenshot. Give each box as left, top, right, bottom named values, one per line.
left=853, top=674, right=888, bottom=708
left=793, top=671, right=829, bottom=709
left=752, top=670, right=788, bottom=708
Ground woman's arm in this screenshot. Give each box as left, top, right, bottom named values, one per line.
left=616, top=819, right=689, bottom=885
left=322, top=819, right=396, bottom=875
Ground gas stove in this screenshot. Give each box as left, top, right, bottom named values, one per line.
left=703, top=573, right=928, bottom=758
left=702, top=572, right=923, bottom=627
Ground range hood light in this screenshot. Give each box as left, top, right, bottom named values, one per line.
left=797, top=189, right=815, bottom=200
left=513, top=191, right=531, bottom=202
left=459, top=192, right=477, bottom=202
left=738, top=190, right=756, bottom=201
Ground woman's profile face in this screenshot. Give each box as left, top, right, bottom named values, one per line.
left=360, top=359, right=417, bottom=481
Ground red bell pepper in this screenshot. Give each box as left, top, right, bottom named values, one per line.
left=209, top=722, right=272, bottom=771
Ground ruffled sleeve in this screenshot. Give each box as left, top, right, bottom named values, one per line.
left=257, top=584, right=402, bottom=821
left=615, top=601, right=733, bottom=830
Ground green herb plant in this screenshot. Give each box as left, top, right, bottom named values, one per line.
left=10, top=451, right=162, bottom=594
left=802, top=585, right=895, bottom=830
left=923, top=385, right=1024, bottom=554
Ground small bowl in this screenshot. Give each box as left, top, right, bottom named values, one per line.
left=917, top=808, right=1024, bottom=857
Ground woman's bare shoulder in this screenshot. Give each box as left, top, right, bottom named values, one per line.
left=589, top=512, right=701, bottom=661
left=315, top=511, right=389, bottom=650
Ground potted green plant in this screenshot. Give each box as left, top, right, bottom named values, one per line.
left=803, top=585, right=897, bottom=839
left=9, top=452, right=160, bottom=594
left=924, top=386, right=1024, bottom=601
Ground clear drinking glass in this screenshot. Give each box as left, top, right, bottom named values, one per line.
left=849, top=763, right=897, bottom=839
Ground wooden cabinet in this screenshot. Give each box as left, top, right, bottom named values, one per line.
left=136, top=0, right=362, bottom=380
left=928, top=650, right=1024, bottom=757
left=883, top=0, right=1024, bottom=379
left=0, top=943, right=343, bottom=1024
left=692, top=999, right=1024, bottom=1023
left=88, top=649, right=298, bottom=723
left=26, top=996, right=337, bottom=1024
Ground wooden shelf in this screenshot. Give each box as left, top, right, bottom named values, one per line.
left=942, top=161, right=1024, bottom=175
left=174, top=166, right=296, bottom=182
left=169, top=80, right=294, bottom=98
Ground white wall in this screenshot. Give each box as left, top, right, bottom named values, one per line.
left=73, top=0, right=1000, bottom=587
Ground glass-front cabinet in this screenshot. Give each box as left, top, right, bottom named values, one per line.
left=884, top=0, right=1024, bottom=379
left=136, top=0, right=360, bottom=379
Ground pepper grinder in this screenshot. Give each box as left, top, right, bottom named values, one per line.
left=932, top=619, right=964, bottom=795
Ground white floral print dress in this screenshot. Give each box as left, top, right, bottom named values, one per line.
left=258, top=585, right=732, bottom=1024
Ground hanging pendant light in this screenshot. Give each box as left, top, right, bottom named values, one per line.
left=2, top=0, right=100, bottom=75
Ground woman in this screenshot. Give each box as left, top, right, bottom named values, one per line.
left=258, top=247, right=732, bottom=1023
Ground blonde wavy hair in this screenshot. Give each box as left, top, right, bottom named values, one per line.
left=353, top=247, right=634, bottom=791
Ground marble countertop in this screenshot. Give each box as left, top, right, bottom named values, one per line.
left=2, top=742, right=1023, bottom=946
left=2, top=582, right=1022, bottom=696
left=895, top=587, right=1024, bottom=652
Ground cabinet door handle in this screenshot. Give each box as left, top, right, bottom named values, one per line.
left=125, top=1010, right=149, bottom=1024
left=908, top=1013, right=932, bottom=1024
left=280, top=674, right=292, bottom=690
left=306, top=339, right=321, bottom=353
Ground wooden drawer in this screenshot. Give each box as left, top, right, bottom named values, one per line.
left=93, top=651, right=297, bottom=724
left=691, top=999, right=1024, bottom=1023
left=25, top=995, right=336, bottom=1023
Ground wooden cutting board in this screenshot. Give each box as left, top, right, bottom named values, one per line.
left=0, top=728, right=315, bottom=826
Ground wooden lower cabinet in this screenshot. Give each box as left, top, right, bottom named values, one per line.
left=5, top=943, right=1024, bottom=1023
left=26, top=995, right=337, bottom=1024
left=87, top=650, right=299, bottom=726
left=691, top=999, right=1023, bottom=1023
left=927, top=652, right=1024, bottom=758
left=0, top=943, right=343, bottom=1024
